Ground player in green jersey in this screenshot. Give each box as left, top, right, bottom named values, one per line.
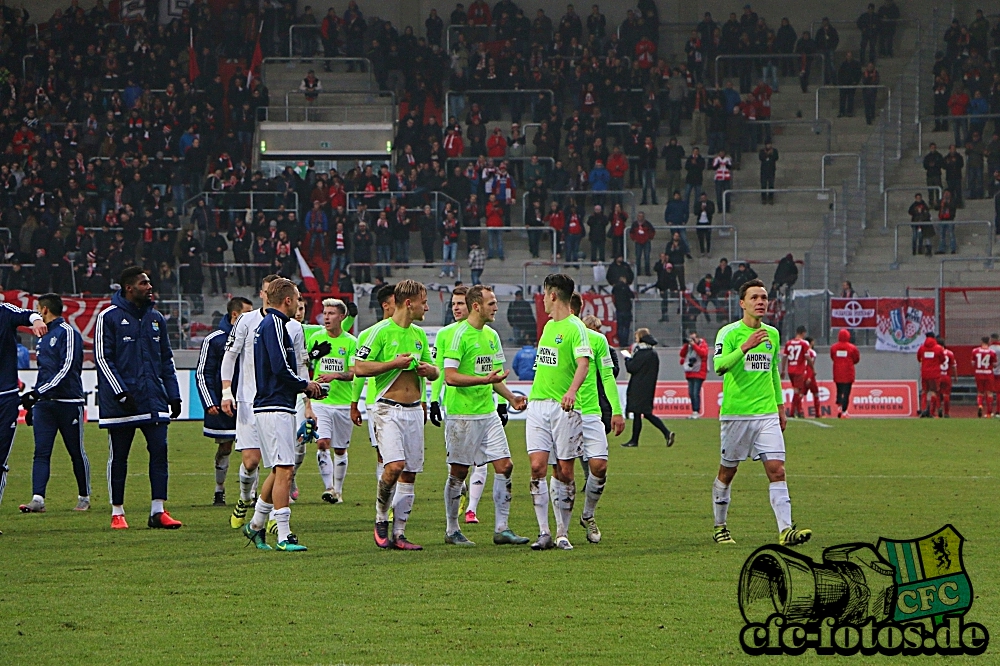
left=712, top=279, right=811, bottom=547
left=306, top=298, right=358, bottom=505
left=441, top=286, right=530, bottom=547
left=354, top=280, right=439, bottom=550
left=569, top=292, right=626, bottom=544
left=350, top=284, right=396, bottom=481
left=525, top=274, right=591, bottom=551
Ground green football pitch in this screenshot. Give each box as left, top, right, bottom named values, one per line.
left=0, top=418, right=997, bottom=665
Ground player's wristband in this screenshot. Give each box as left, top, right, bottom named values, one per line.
left=222, top=387, right=234, bottom=403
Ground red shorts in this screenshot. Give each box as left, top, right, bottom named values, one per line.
left=976, top=376, right=996, bottom=393
left=921, top=378, right=939, bottom=393
left=939, top=378, right=952, bottom=394
left=789, top=373, right=806, bottom=390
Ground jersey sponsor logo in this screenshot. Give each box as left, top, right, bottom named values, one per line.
left=555, top=334, right=564, bottom=344
left=744, top=353, right=771, bottom=372
left=474, top=354, right=493, bottom=374
left=536, top=346, right=558, bottom=366
left=321, top=357, right=345, bottom=373
left=715, top=343, right=723, bottom=356
left=356, top=345, right=371, bottom=359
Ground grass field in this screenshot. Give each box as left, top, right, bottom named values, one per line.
left=0, top=417, right=997, bottom=665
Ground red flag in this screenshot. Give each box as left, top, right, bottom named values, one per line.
left=295, top=248, right=320, bottom=293
left=247, top=22, right=263, bottom=87
left=188, top=30, right=200, bottom=84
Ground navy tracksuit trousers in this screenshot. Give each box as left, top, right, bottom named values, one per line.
left=107, top=423, right=169, bottom=506
left=32, top=402, right=91, bottom=498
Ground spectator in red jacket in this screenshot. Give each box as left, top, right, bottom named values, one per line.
left=830, top=328, right=861, bottom=418
left=607, top=147, right=629, bottom=205
left=629, top=211, right=656, bottom=276
left=679, top=331, right=709, bottom=418
left=486, top=127, right=508, bottom=158
left=917, top=332, right=945, bottom=417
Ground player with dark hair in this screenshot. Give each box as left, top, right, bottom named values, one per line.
left=781, top=325, right=810, bottom=418
left=17, top=294, right=88, bottom=515
left=937, top=338, right=957, bottom=418
left=972, top=337, right=997, bottom=417
left=195, top=296, right=253, bottom=506
left=96, top=267, right=183, bottom=530
left=711, top=278, right=810, bottom=547
left=351, top=283, right=397, bottom=480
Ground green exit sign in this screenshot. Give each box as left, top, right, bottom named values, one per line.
left=319, top=141, right=331, bottom=149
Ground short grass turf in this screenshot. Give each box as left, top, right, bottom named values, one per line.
left=0, top=417, right=997, bottom=665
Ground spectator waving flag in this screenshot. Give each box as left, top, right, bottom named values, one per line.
left=247, top=21, right=264, bottom=87
left=294, top=248, right=320, bottom=293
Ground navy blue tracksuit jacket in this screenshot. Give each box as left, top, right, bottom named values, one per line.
left=196, top=327, right=236, bottom=438
left=253, top=308, right=308, bottom=414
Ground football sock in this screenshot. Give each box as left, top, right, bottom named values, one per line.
left=769, top=481, right=792, bottom=533
left=581, top=473, right=605, bottom=521
left=250, top=500, right=273, bottom=532
left=391, top=482, right=414, bottom=538
left=529, top=477, right=550, bottom=535
left=467, top=464, right=488, bottom=513
left=293, top=440, right=306, bottom=489
left=792, top=393, right=802, bottom=415
left=376, top=479, right=394, bottom=522
left=579, top=457, right=590, bottom=483
left=375, top=461, right=384, bottom=481
left=112, top=505, right=125, bottom=516
left=239, top=463, right=257, bottom=502
left=812, top=394, right=820, bottom=417
left=150, top=499, right=164, bottom=516
left=32, top=494, right=44, bottom=504
left=445, top=474, right=464, bottom=534
left=333, top=453, right=348, bottom=494
left=943, top=393, right=950, bottom=416
left=317, top=450, right=334, bottom=490
left=712, top=478, right=731, bottom=526
left=214, top=446, right=231, bottom=491
left=273, top=506, right=292, bottom=543
left=493, top=471, right=512, bottom=533
left=550, top=477, right=575, bottom=538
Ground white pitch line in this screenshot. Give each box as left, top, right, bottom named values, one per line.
left=787, top=419, right=834, bottom=428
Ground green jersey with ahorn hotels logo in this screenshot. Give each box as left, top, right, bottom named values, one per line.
left=529, top=315, right=592, bottom=402
left=354, top=319, right=432, bottom=400
left=442, top=321, right=506, bottom=416
left=306, top=328, right=357, bottom=406
left=714, top=320, right=783, bottom=418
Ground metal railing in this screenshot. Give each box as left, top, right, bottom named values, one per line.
left=892, top=221, right=993, bottom=266
left=349, top=261, right=464, bottom=282
left=261, top=56, right=375, bottom=90
left=642, top=224, right=739, bottom=265
left=288, top=23, right=322, bottom=57
left=345, top=190, right=460, bottom=213
left=445, top=89, right=554, bottom=127
left=814, top=84, right=890, bottom=121
left=280, top=89, right=396, bottom=108
left=261, top=105, right=395, bottom=123
left=916, top=113, right=1000, bottom=156
left=446, top=156, right=555, bottom=178
left=821, top=153, right=862, bottom=189
left=747, top=119, right=833, bottom=153
left=938, top=256, right=998, bottom=288
left=461, top=225, right=559, bottom=262
left=714, top=53, right=826, bottom=90
left=184, top=191, right=299, bottom=214
left=882, top=185, right=943, bottom=228
left=520, top=189, right=637, bottom=231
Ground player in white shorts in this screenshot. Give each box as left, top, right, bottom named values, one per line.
left=525, top=274, right=591, bottom=551
left=288, top=299, right=309, bottom=502
left=242, top=279, right=324, bottom=551
left=220, top=273, right=281, bottom=529
left=711, top=279, right=811, bottom=547
left=350, top=283, right=396, bottom=480
left=440, top=286, right=530, bottom=547
left=306, top=298, right=358, bottom=504
left=354, top=280, right=438, bottom=551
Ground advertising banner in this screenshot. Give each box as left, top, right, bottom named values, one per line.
left=830, top=298, right=878, bottom=329
left=4, top=291, right=111, bottom=347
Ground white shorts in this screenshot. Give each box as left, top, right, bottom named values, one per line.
left=234, top=401, right=261, bottom=452
left=525, top=400, right=584, bottom=462
left=372, top=401, right=424, bottom=473
left=445, top=414, right=510, bottom=467
left=581, top=414, right=609, bottom=460
left=719, top=415, right=786, bottom=468
left=367, top=409, right=377, bottom=448
left=313, top=402, right=353, bottom=449
left=255, top=411, right=298, bottom=469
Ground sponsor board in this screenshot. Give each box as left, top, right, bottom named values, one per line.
left=831, top=298, right=878, bottom=329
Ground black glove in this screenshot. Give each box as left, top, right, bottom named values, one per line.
left=497, top=403, right=509, bottom=426
left=169, top=399, right=182, bottom=419
left=20, top=390, right=40, bottom=412
left=429, top=401, right=442, bottom=427
left=309, top=340, right=332, bottom=361
left=346, top=300, right=358, bottom=317
left=116, top=392, right=138, bottom=414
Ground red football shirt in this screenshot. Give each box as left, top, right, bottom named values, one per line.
left=783, top=339, right=809, bottom=375
left=917, top=340, right=945, bottom=379
left=972, top=347, right=997, bottom=376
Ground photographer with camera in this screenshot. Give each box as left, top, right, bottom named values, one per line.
left=680, top=331, right=709, bottom=419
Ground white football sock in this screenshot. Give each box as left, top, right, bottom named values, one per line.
left=493, top=472, right=512, bottom=533
left=239, top=463, right=257, bottom=501
left=391, top=482, right=415, bottom=538
left=466, top=464, right=488, bottom=513
left=32, top=494, right=45, bottom=504
left=317, top=450, right=334, bottom=490
left=214, top=447, right=231, bottom=490
left=581, top=473, right=605, bottom=521
left=769, top=481, right=792, bottom=532
left=273, top=506, right=292, bottom=543
left=529, top=477, right=550, bottom=535
left=150, top=499, right=164, bottom=516
left=250, top=500, right=273, bottom=531
left=444, top=474, right=464, bottom=534
left=713, top=478, right=732, bottom=526
left=375, top=479, right=395, bottom=522
left=333, top=453, right=348, bottom=494
left=549, top=477, right=575, bottom=539
left=112, top=505, right=125, bottom=516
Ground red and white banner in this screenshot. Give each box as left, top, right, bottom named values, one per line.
left=3, top=291, right=110, bottom=347
left=830, top=298, right=877, bottom=329
left=875, top=298, right=936, bottom=353
left=534, top=292, right=616, bottom=344
left=503, top=380, right=917, bottom=419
